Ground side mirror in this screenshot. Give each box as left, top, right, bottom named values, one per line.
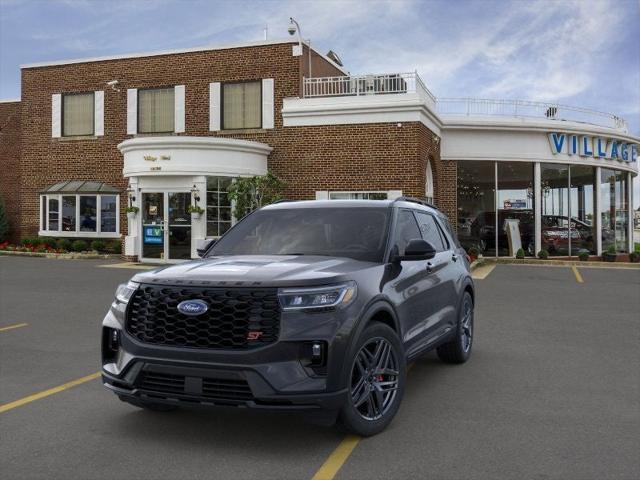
left=197, top=239, right=216, bottom=258
left=396, top=238, right=436, bottom=261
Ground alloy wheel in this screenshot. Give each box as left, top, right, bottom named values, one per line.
left=350, top=337, right=400, bottom=421
left=460, top=298, right=473, bottom=353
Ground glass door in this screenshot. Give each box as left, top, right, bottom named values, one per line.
left=167, top=192, right=192, bottom=260
left=141, top=192, right=165, bottom=260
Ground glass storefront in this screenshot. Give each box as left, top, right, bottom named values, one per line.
left=497, top=162, right=534, bottom=256
left=458, top=161, right=619, bottom=258
left=457, top=161, right=496, bottom=256
left=601, top=169, right=629, bottom=253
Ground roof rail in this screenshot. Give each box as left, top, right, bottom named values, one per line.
left=392, top=196, right=438, bottom=210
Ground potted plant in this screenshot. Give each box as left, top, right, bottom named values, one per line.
left=187, top=205, right=204, bottom=219
left=515, top=248, right=525, bottom=260
left=603, top=245, right=618, bottom=262
left=126, top=206, right=139, bottom=220
left=578, top=251, right=590, bottom=262
left=629, top=246, right=640, bottom=263
left=537, top=249, right=549, bottom=260
left=467, top=246, right=479, bottom=263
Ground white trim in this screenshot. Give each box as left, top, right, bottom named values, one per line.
left=51, top=94, right=61, bottom=138
left=387, top=190, right=403, bottom=199
left=425, top=160, right=434, bottom=199
left=315, top=191, right=329, bottom=200
left=595, top=166, right=602, bottom=256
left=126, top=89, right=137, bottom=135
left=262, top=78, right=275, bottom=129
left=39, top=193, right=120, bottom=237
left=19, top=39, right=348, bottom=74
left=118, top=136, right=272, bottom=154
left=628, top=171, right=633, bottom=253
left=174, top=85, right=185, bottom=133
left=94, top=90, right=104, bottom=136
left=534, top=162, right=541, bottom=255
left=209, top=82, right=221, bottom=131
left=0, top=98, right=20, bottom=103
left=38, top=231, right=121, bottom=239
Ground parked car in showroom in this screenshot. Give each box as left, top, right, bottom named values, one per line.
left=101, top=198, right=474, bottom=436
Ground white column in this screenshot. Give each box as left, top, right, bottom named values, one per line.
left=126, top=89, right=137, bottom=135
left=628, top=171, right=633, bottom=253
left=534, top=162, right=541, bottom=256
left=124, top=177, right=140, bottom=258
left=595, top=166, right=602, bottom=256
left=191, top=175, right=208, bottom=259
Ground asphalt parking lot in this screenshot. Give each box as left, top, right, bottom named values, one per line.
left=1, top=256, right=639, bottom=480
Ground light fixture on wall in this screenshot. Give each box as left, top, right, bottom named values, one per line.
left=126, top=187, right=136, bottom=206
left=191, top=185, right=201, bottom=204
left=288, top=17, right=312, bottom=76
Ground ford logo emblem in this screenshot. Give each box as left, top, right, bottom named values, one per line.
left=177, top=299, right=209, bottom=316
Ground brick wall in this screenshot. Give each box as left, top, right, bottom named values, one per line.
left=0, top=101, right=21, bottom=242
left=14, top=40, right=444, bottom=243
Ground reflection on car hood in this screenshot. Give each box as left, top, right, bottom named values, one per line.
left=131, top=255, right=378, bottom=287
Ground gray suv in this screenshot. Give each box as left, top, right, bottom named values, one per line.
left=102, top=198, right=474, bottom=436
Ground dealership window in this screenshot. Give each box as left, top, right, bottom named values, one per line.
left=497, top=162, right=534, bottom=257
left=39, top=182, right=120, bottom=237
left=457, top=161, right=496, bottom=256
left=62, top=92, right=94, bottom=136
left=329, top=192, right=389, bottom=200
left=138, top=87, right=175, bottom=133
left=222, top=81, right=261, bottom=130
left=569, top=165, right=596, bottom=255
left=206, top=177, right=233, bottom=237
left=601, top=168, right=629, bottom=253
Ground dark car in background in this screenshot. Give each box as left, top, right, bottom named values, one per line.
left=101, top=198, right=475, bottom=436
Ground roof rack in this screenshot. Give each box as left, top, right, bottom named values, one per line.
left=392, top=196, right=438, bottom=210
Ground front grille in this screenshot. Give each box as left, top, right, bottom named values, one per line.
left=126, top=285, right=280, bottom=350
left=138, top=371, right=254, bottom=402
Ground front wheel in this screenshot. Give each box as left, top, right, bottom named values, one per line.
left=436, top=292, right=474, bottom=364
left=338, top=323, right=406, bottom=437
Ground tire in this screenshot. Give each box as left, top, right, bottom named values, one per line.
left=119, top=396, right=178, bottom=412
left=437, top=291, right=474, bottom=364
left=338, top=322, right=406, bottom=437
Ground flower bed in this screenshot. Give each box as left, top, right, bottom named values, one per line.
left=0, top=237, right=122, bottom=256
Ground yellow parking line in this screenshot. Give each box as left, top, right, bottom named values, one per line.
left=0, top=323, right=28, bottom=333
left=311, top=435, right=361, bottom=480
left=571, top=265, right=584, bottom=283
left=0, top=372, right=101, bottom=414
left=98, top=262, right=156, bottom=270
left=471, top=263, right=496, bottom=280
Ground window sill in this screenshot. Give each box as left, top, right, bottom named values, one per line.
left=217, top=128, right=267, bottom=135
left=39, top=231, right=121, bottom=239
left=133, top=132, right=177, bottom=137
left=56, top=135, right=98, bottom=142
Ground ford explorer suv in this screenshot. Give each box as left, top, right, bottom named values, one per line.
left=102, top=198, right=475, bottom=436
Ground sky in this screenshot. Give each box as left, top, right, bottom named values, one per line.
left=1, top=0, right=639, bottom=204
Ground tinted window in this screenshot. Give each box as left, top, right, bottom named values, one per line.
left=210, top=207, right=390, bottom=263
left=394, top=210, right=422, bottom=256
left=415, top=212, right=447, bottom=252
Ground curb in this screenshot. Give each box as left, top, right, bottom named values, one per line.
left=0, top=250, right=121, bottom=260
left=480, top=257, right=640, bottom=269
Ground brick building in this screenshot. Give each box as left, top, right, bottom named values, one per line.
left=0, top=38, right=637, bottom=261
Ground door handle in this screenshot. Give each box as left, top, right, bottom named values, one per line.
left=426, top=262, right=433, bottom=273
left=452, top=253, right=458, bottom=262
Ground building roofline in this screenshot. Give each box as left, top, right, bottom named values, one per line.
left=0, top=98, right=20, bottom=103
left=19, top=38, right=348, bottom=74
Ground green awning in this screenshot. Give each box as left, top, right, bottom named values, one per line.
left=41, top=181, right=120, bottom=194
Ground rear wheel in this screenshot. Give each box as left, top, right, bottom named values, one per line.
left=338, top=323, right=406, bottom=437
left=436, top=292, right=474, bottom=364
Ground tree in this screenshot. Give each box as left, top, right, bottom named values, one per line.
left=0, top=197, right=9, bottom=242
left=226, top=172, right=286, bottom=220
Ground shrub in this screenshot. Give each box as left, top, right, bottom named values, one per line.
left=515, top=248, right=525, bottom=259
left=37, top=237, right=56, bottom=249
left=227, top=172, right=286, bottom=219
left=630, top=252, right=640, bottom=263
left=467, top=246, right=479, bottom=257
left=91, top=240, right=106, bottom=252
left=21, top=237, right=36, bottom=247
left=0, top=197, right=9, bottom=242
left=606, top=244, right=617, bottom=255
left=57, top=238, right=72, bottom=251
left=537, top=249, right=549, bottom=260
left=578, top=251, right=589, bottom=261
left=71, top=240, right=88, bottom=252
left=106, top=240, right=122, bottom=254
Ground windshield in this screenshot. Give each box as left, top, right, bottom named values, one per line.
left=209, top=207, right=391, bottom=262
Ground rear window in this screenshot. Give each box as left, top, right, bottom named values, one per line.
left=209, top=207, right=391, bottom=262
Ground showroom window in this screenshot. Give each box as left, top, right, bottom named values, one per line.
left=601, top=168, right=629, bottom=253
left=39, top=181, right=120, bottom=237
left=329, top=192, right=389, bottom=200
left=497, top=162, right=534, bottom=257
left=206, top=177, right=233, bottom=237
left=138, top=87, right=175, bottom=133
left=62, top=92, right=94, bottom=136
left=222, top=81, right=261, bottom=130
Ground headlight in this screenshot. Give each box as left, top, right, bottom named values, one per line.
left=278, top=282, right=357, bottom=311
left=115, top=281, right=138, bottom=304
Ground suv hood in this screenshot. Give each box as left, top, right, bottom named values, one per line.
left=131, top=255, right=378, bottom=287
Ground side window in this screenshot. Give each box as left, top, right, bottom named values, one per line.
left=394, top=210, right=422, bottom=255
left=414, top=212, right=447, bottom=252
left=440, top=216, right=461, bottom=248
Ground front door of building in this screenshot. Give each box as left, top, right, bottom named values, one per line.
left=141, top=192, right=192, bottom=262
